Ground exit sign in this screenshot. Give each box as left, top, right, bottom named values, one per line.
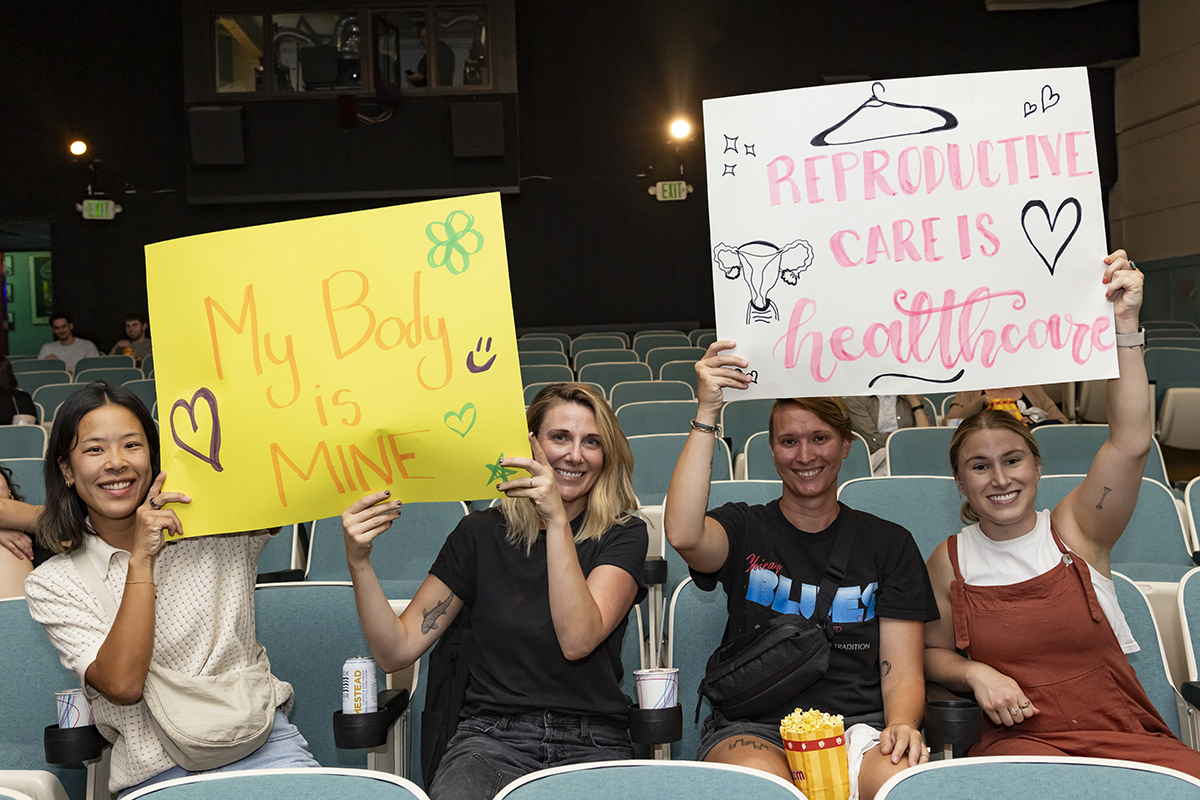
left=77, top=199, right=122, bottom=220
left=653, top=180, right=691, bottom=202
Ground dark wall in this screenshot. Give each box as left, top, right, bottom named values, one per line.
left=0, top=0, right=1138, bottom=349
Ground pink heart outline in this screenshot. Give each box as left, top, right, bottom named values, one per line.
left=170, top=388, right=224, bottom=473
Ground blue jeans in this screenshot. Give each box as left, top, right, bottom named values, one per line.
left=117, top=709, right=319, bottom=798
left=430, top=711, right=634, bottom=800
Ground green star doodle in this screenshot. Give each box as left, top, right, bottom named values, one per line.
left=484, top=452, right=519, bottom=486
left=426, top=210, right=484, bottom=274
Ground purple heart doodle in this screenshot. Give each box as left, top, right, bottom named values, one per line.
left=170, top=388, right=224, bottom=473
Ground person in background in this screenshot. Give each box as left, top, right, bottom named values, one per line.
left=38, top=313, right=99, bottom=377
left=406, top=20, right=455, bottom=87
left=0, top=357, right=37, bottom=425
left=845, top=395, right=931, bottom=474
left=109, top=312, right=152, bottom=367
left=943, top=385, right=1068, bottom=427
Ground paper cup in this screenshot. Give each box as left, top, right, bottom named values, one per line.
left=781, top=722, right=850, bottom=800
left=633, top=668, right=678, bottom=709
left=56, top=689, right=94, bottom=728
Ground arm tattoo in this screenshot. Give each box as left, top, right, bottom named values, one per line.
left=881, top=660, right=893, bottom=676
left=421, top=592, right=454, bottom=634
left=727, top=738, right=768, bottom=751
left=1096, top=486, right=1113, bottom=510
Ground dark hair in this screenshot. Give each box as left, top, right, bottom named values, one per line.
left=0, top=463, right=25, bottom=503
left=125, top=312, right=148, bottom=325
left=948, top=409, right=1041, bottom=524
left=0, top=358, right=17, bottom=395
left=767, top=396, right=854, bottom=443
left=49, top=312, right=73, bottom=326
left=33, top=381, right=159, bottom=554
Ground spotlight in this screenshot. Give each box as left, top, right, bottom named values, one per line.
left=69, top=140, right=88, bottom=156
left=669, top=119, right=691, bottom=140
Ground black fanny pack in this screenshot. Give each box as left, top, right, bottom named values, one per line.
left=696, top=514, right=856, bottom=722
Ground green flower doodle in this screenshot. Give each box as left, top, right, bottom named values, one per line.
left=426, top=210, right=485, bottom=274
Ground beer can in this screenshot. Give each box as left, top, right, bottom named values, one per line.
left=342, top=656, right=378, bottom=714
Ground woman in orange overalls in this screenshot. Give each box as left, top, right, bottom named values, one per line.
left=924, top=251, right=1200, bottom=778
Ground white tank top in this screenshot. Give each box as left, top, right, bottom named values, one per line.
left=956, top=509, right=1139, bottom=654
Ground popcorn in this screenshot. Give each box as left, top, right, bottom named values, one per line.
left=780, top=708, right=850, bottom=800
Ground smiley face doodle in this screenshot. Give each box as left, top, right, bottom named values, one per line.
left=467, top=336, right=496, bottom=373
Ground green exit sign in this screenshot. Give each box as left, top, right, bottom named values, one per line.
left=77, top=199, right=121, bottom=220
left=654, top=180, right=691, bottom=201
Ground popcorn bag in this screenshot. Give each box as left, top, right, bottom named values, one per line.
left=780, top=709, right=850, bottom=800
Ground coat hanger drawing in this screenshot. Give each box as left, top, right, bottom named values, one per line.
left=811, top=82, right=959, bottom=147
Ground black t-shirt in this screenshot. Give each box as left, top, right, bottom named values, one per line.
left=430, top=508, right=648, bottom=720
left=0, top=391, right=36, bottom=424
left=693, top=501, right=938, bottom=723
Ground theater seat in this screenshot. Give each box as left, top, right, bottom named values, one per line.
left=492, top=760, right=805, bottom=800
left=121, top=768, right=430, bottom=800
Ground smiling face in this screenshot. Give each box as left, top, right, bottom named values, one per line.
left=51, top=317, right=74, bottom=343
left=125, top=318, right=147, bottom=341
left=769, top=406, right=851, bottom=504
left=953, top=427, right=1041, bottom=539
left=59, top=403, right=152, bottom=541
left=534, top=400, right=604, bottom=520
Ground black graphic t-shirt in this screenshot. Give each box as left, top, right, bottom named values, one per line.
left=431, top=508, right=648, bottom=720
left=693, top=501, right=938, bottom=723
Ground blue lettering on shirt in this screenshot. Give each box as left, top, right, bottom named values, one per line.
left=746, top=567, right=877, bottom=623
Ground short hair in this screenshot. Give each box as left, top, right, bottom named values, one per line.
left=501, top=382, right=637, bottom=553
left=767, top=397, right=853, bottom=443
left=33, top=381, right=159, bottom=555
left=49, top=312, right=73, bottom=326
left=948, top=409, right=1041, bottom=524
left=125, top=312, right=148, bottom=325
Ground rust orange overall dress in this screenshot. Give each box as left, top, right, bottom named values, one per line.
left=948, top=527, right=1200, bottom=778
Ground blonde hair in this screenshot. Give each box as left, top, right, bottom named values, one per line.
left=501, top=383, right=637, bottom=553
left=948, top=409, right=1041, bottom=524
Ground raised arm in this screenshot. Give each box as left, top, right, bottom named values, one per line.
left=343, top=491, right=464, bottom=673
left=1054, top=252, right=1149, bottom=567
left=498, top=437, right=639, bottom=661
left=663, top=341, right=752, bottom=574
left=85, top=474, right=186, bottom=704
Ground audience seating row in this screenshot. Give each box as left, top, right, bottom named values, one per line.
left=12, top=355, right=152, bottom=380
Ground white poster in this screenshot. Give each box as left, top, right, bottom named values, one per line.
left=703, top=67, right=1117, bottom=399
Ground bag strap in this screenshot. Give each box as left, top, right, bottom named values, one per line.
left=811, top=507, right=858, bottom=627
left=70, top=546, right=120, bottom=622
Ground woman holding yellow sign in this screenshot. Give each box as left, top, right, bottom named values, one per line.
left=342, top=383, right=647, bottom=800
left=24, top=383, right=318, bottom=797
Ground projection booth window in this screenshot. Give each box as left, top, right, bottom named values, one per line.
left=272, top=11, right=362, bottom=92
left=215, top=14, right=265, bottom=93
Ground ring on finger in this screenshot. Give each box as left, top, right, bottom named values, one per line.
left=1009, top=707, right=1020, bottom=715
left=1019, top=701, right=1030, bottom=709
left=148, top=497, right=160, bottom=510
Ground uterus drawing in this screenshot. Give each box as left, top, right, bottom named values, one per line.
left=713, top=238, right=814, bottom=324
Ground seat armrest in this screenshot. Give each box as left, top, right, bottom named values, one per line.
left=44, top=724, right=110, bottom=764
left=643, top=557, right=667, bottom=587
left=1181, top=681, right=1200, bottom=708
left=332, top=688, right=410, bottom=749
left=256, top=568, right=305, bottom=584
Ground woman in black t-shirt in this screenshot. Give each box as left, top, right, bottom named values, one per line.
left=341, top=383, right=647, bottom=800
left=664, top=344, right=938, bottom=800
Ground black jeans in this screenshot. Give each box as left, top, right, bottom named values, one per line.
left=430, top=711, right=633, bottom=800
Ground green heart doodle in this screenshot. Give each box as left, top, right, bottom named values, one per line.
left=444, top=403, right=477, bottom=437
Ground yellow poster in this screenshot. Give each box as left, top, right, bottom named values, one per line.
left=145, top=194, right=529, bottom=536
